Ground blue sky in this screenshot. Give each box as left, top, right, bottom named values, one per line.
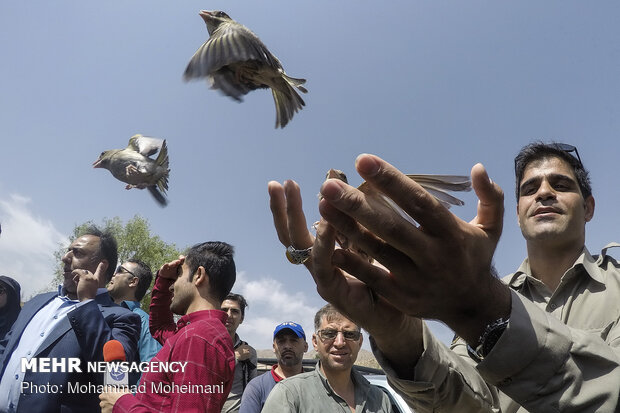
left=1, top=1, right=619, bottom=350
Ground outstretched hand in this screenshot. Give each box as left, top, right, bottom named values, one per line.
left=268, top=177, right=424, bottom=372
left=318, top=154, right=510, bottom=343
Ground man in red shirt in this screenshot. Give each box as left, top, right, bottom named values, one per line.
left=100, top=241, right=237, bottom=413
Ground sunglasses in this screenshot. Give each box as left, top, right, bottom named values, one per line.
left=553, top=143, right=583, bottom=165
left=115, top=265, right=136, bottom=277
left=316, top=329, right=361, bottom=342
left=515, top=142, right=583, bottom=175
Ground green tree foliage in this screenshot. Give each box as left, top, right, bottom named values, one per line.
left=52, top=215, right=182, bottom=311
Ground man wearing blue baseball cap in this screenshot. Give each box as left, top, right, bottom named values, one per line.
left=239, top=322, right=308, bottom=413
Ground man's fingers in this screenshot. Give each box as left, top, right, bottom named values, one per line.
left=283, top=180, right=313, bottom=249
left=470, top=163, right=504, bottom=241
left=311, top=219, right=338, bottom=290
left=93, top=262, right=105, bottom=279
left=318, top=199, right=412, bottom=272
left=268, top=181, right=291, bottom=247
left=319, top=178, right=426, bottom=257
left=331, top=248, right=396, bottom=296
left=354, top=154, right=457, bottom=236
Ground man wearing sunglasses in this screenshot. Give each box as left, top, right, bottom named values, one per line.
left=0, top=226, right=141, bottom=413
left=269, top=143, right=619, bottom=412
left=107, top=260, right=161, bottom=363
left=262, top=304, right=391, bottom=412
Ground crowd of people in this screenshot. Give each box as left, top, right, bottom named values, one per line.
left=0, top=141, right=618, bottom=412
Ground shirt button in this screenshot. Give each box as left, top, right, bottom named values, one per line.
left=54, top=315, right=58, bottom=319
left=40, top=332, right=45, bottom=337
left=549, top=303, right=557, bottom=310
left=27, top=351, right=31, bottom=356
left=15, top=374, right=19, bottom=379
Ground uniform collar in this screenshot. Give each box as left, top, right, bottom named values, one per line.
left=507, top=245, right=612, bottom=289
left=122, top=300, right=141, bottom=310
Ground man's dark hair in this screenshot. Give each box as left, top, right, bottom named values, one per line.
left=224, top=293, right=248, bottom=319
left=514, top=142, right=592, bottom=201
left=313, top=303, right=360, bottom=332
left=185, top=241, right=236, bottom=302
left=128, top=258, right=153, bottom=301
left=80, top=225, right=118, bottom=283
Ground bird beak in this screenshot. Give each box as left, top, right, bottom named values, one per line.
left=93, top=159, right=103, bottom=168
left=199, top=10, right=213, bottom=21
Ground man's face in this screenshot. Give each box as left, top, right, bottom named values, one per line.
left=169, top=262, right=195, bottom=315
left=61, top=235, right=102, bottom=295
left=517, top=157, right=594, bottom=245
left=312, top=315, right=362, bottom=373
left=221, top=299, right=243, bottom=335
left=107, top=261, right=138, bottom=300
left=273, top=331, right=307, bottom=368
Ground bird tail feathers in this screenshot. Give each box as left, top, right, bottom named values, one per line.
left=154, top=140, right=170, bottom=194
left=148, top=186, right=168, bottom=207
left=282, top=74, right=308, bottom=93
left=272, top=80, right=306, bottom=128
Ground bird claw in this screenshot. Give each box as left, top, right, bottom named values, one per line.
left=126, top=183, right=147, bottom=190
left=125, top=164, right=139, bottom=176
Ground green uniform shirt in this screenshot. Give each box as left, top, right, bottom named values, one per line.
left=373, top=244, right=620, bottom=412
left=262, top=362, right=392, bottom=412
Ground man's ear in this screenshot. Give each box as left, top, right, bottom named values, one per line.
left=584, top=195, right=595, bottom=222
left=128, top=276, right=139, bottom=288
left=193, top=266, right=208, bottom=286
left=98, top=260, right=109, bottom=285
left=311, top=334, right=318, bottom=351
left=304, top=341, right=309, bottom=352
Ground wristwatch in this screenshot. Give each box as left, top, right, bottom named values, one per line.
left=467, top=317, right=509, bottom=363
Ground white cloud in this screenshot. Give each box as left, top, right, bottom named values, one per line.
left=232, top=271, right=319, bottom=351
left=0, top=194, right=68, bottom=300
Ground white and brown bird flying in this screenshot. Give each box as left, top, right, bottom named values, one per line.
left=93, top=134, right=170, bottom=206
left=184, top=10, right=307, bottom=128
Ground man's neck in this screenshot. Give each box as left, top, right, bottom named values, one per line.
left=111, top=292, right=135, bottom=305
left=320, top=364, right=355, bottom=405
left=526, top=240, right=585, bottom=292
left=275, top=363, right=303, bottom=379
left=186, top=297, right=219, bottom=315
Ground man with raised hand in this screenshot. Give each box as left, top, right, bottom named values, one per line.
left=268, top=146, right=619, bottom=412
left=100, top=241, right=237, bottom=413
left=0, top=227, right=140, bottom=413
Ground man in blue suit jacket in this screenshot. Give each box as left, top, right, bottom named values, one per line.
left=0, top=227, right=141, bottom=413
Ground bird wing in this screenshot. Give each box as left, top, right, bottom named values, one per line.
left=127, top=135, right=165, bottom=157
left=356, top=174, right=471, bottom=227
left=184, top=21, right=281, bottom=80
left=358, top=174, right=471, bottom=209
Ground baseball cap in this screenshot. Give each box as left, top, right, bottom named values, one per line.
left=273, top=322, right=306, bottom=340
